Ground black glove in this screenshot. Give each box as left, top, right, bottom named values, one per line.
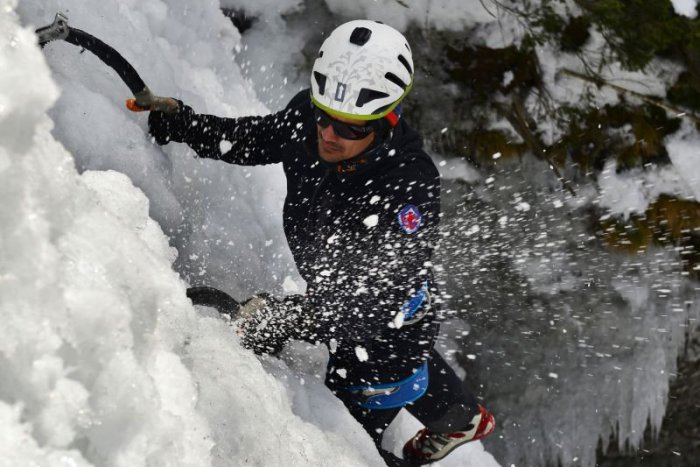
left=148, top=100, right=195, bottom=145
left=238, top=294, right=306, bottom=356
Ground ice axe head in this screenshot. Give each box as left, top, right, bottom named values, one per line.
left=36, top=13, right=70, bottom=46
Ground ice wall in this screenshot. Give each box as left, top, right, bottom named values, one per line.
left=0, top=2, right=377, bottom=466
left=17, top=0, right=301, bottom=301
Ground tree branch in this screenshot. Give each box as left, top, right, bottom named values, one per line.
left=559, top=68, right=700, bottom=124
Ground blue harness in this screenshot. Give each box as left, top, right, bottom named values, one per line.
left=341, top=281, right=432, bottom=409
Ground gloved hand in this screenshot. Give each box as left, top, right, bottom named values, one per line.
left=236, top=293, right=274, bottom=326
left=148, top=100, right=195, bottom=145
left=236, top=293, right=301, bottom=356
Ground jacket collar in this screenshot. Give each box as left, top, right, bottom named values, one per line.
left=304, top=128, right=401, bottom=180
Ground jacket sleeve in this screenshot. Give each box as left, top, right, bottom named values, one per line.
left=241, top=160, right=441, bottom=353
left=180, top=91, right=311, bottom=166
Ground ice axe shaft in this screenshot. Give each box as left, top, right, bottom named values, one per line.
left=36, top=13, right=179, bottom=113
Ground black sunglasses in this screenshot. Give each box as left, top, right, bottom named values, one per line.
left=314, top=107, right=375, bottom=140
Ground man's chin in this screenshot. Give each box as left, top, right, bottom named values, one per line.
left=318, top=146, right=345, bottom=162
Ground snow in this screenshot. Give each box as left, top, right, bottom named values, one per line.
left=665, top=119, right=700, bottom=200
left=671, top=0, right=699, bottom=18
left=595, top=119, right=700, bottom=219
left=597, top=159, right=693, bottom=218
left=323, top=0, right=496, bottom=32
left=433, top=155, right=481, bottom=183
left=2, top=1, right=500, bottom=466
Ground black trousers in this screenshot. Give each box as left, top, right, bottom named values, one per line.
left=330, top=349, right=480, bottom=466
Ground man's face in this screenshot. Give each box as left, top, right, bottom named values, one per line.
left=317, top=112, right=376, bottom=163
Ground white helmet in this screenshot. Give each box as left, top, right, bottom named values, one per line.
left=311, top=20, right=414, bottom=122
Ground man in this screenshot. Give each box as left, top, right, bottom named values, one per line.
left=148, top=20, right=494, bottom=465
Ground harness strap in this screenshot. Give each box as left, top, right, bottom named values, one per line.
left=345, top=361, right=429, bottom=409
left=394, top=281, right=431, bottom=328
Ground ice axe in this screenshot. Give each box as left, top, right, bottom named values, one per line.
left=187, top=286, right=241, bottom=319
left=35, top=13, right=179, bottom=113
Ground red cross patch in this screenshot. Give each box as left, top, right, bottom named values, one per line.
left=398, top=204, right=422, bottom=234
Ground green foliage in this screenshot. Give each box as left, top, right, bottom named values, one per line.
left=667, top=71, right=700, bottom=112
left=531, top=2, right=566, bottom=36
left=431, top=2, right=700, bottom=271
left=456, top=128, right=527, bottom=167
left=576, top=0, right=693, bottom=69
left=422, top=1, right=692, bottom=177
left=444, top=43, right=541, bottom=101
left=554, top=103, right=679, bottom=173
left=600, top=195, right=700, bottom=278
left=561, top=16, right=592, bottom=52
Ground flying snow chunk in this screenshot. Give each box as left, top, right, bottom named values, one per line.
left=492, top=152, right=502, bottom=160
left=363, top=214, right=379, bottom=228
left=516, top=202, right=531, bottom=212
left=393, top=311, right=405, bottom=329
left=502, top=71, right=514, bottom=86
left=466, top=225, right=480, bottom=236
left=219, top=139, right=233, bottom=154
left=548, top=372, right=559, bottom=379
left=355, top=346, right=369, bottom=362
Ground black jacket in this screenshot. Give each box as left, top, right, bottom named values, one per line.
left=170, top=90, right=441, bottom=387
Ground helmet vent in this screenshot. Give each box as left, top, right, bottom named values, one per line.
left=350, top=27, right=372, bottom=46
left=398, top=54, right=413, bottom=75
left=314, top=71, right=327, bottom=95
left=385, top=72, right=408, bottom=90
left=356, top=88, right=390, bottom=108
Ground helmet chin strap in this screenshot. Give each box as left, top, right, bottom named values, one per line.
left=308, top=99, right=404, bottom=174
left=334, top=121, right=398, bottom=174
